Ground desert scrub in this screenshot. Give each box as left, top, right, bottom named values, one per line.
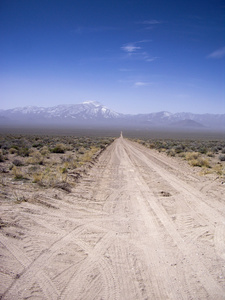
left=9, top=147, right=18, bottom=154
left=213, top=164, right=224, bottom=176
left=185, top=152, right=200, bottom=161
left=166, top=149, right=176, bottom=157
left=219, top=155, right=225, bottom=162
left=78, top=146, right=86, bottom=154
left=0, top=133, right=115, bottom=188
left=40, top=146, right=49, bottom=156
left=12, top=159, right=23, bottom=166
left=12, top=166, right=24, bottom=180
left=50, top=143, right=66, bottom=153
left=0, top=150, right=4, bottom=162
left=206, top=151, right=214, bottom=157
left=133, top=138, right=225, bottom=174
left=27, top=150, right=44, bottom=165
left=188, top=158, right=210, bottom=168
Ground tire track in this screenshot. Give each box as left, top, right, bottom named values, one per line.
left=122, top=138, right=225, bottom=298
left=1, top=225, right=86, bottom=299
left=1, top=137, right=224, bottom=299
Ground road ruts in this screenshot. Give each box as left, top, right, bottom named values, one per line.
left=0, top=137, right=225, bottom=299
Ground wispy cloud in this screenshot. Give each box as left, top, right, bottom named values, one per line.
left=121, top=43, right=141, bottom=53
left=134, top=81, right=152, bottom=87
left=207, top=46, right=225, bottom=59
left=121, top=41, right=157, bottom=62
left=137, top=19, right=162, bottom=31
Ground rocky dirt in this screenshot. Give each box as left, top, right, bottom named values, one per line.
left=0, top=137, right=225, bottom=299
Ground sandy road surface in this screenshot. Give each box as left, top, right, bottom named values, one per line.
left=0, top=137, right=225, bottom=299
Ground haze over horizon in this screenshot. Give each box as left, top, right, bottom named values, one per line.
left=0, top=0, right=224, bottom=115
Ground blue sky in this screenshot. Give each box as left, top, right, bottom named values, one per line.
left=0, top=0, right=224, bottom=114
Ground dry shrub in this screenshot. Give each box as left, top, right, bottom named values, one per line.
left=9, top=148, right=18, bottom=154
left=51, top=143, right=66, bottom=153
left=0, top=150, right=4, bottom=162
left=40, top=146, right=49, bottom=156
left=27, top=150, right=43, bottom=165
left=189, top=158, right=210, bottom=168
left=166, top=149, right=176, bottom=157
left=185, top=152, right=200, bottom=161
left=12, top=159, right=23, bottom=166
left=213, top=164, right=224, bottom=176
left=206, top=151, right=214, bottom=157
left=219, top=155, right=225, bottom=161
left=32, top=172, right=44, bottom=183
left=12, top=166, right=24, bottom=180
left=78, top=146, right=86, bottom=154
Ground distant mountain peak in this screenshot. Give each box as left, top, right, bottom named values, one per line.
left=0, top=102, right=224, bottom=129
left=82, top=101, right=102, bottom=106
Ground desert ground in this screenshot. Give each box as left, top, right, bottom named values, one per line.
left=0, top=136, right=225, bottom=299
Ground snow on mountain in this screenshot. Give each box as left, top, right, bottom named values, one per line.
left=0, top=101, right=224, bottom=129
left=1, top=101, right=123, bottom=121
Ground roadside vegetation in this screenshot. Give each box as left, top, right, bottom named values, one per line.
left=132, top=138, right=225, bottom=177
left=0, top=134, right=114, bottom=197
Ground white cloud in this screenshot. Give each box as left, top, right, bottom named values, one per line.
left=121, top=43, right=141, bottom=53
left=134, top=81, right=152, bottom=87
left=207, top=47, right=225, bottom=59
left=121, top=42, right=157, bottom=62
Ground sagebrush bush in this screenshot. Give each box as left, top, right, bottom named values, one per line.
left=206, top=151, right=214, bottom=157
left=187, top=158, right=210, bottom=168
left=13, top=159, right=23, bottom=166
left=0, top=150, right=4, bottom=162
left=9, top=148, right=18, bottom=154
left=166, top=149, right=176, bottom=156
left=40, top=146, right=49, bottom=156
left=27, top=150, right=43, bottom=165
left=12, top=166, right=24, bottom=180
left=51, top=143, right=65, bottom=153
left=219, top=155, right=225, bottom=162
left=185, top=152, right=200, bottom=161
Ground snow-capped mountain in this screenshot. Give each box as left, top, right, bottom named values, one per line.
left=0, top=101, right=123, bottom=122
left=0, top=101, right=224, bottom=129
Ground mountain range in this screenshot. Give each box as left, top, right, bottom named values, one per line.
left=0, top=101, right=224, bottom=130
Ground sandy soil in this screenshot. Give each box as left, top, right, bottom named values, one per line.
left=0, top=137, right=225, bottom=299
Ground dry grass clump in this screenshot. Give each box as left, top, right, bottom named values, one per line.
left=185, top=152, right=210, bottom=168
left=185, top=152, right=199, bottom=160
left=188, top=158, right=210, bottom=168
left=27, top=150, right=44, bottom=165
left=12, top=166, right=25, bottom=180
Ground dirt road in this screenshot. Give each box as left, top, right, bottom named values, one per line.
left=1, top=137, right=225, bottom=299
